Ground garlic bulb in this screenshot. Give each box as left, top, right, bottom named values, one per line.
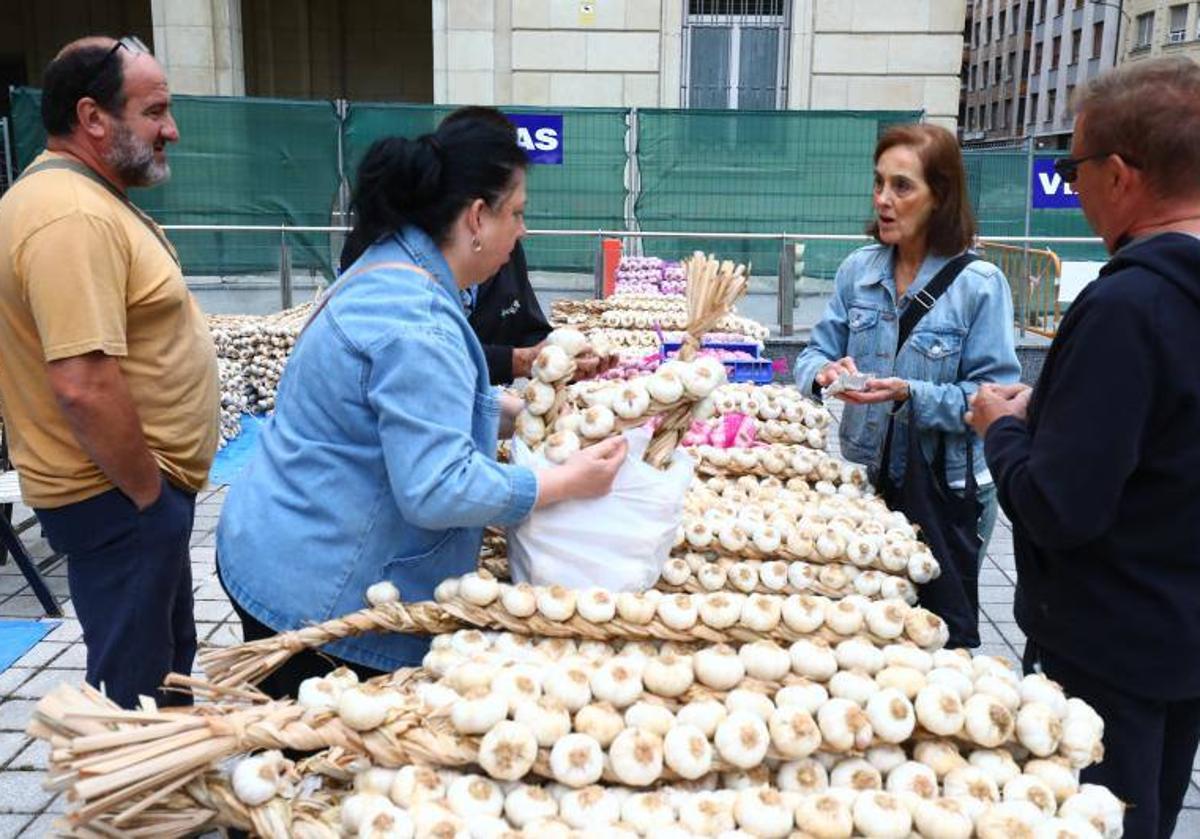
left=389, top=765, right=444, bottom=808
left=340, top=793, right=393, bottom=835
left=905, top=608, right=950, bottom=648
left=886, top=760, right=939, bottom=802
left=338, top=685, right=394, bottom=732
left=1033, top=817, right=1105, bottom=838
left=912, top=740, right=967, bottom=779
left=459, top=571, right=500, bottom=607
left=738, top=640, right=791, bottom=681
left=795, top=793, right=854, bottom=838
left=493, top=665, right=543, bottom=714
left=1023, top=758, right=1080, bottom=803
left=515, top=410, right=547, bottom=446
left=231, top=751, right=285, bottom=806
left=504, top=785, right=558, bottom=828
left=647, top=368, right=685, bottom=404
left=912, top=797, right=975, bottom=839
left=676, top=699, right=727, bottom=738
left=366, top=580, right=401, bottom=607
left=524, top=379, right=557, bottom=416
left=358, top=803, right=414, bottom=839
left=682, top=357, right=726, bottom=398
left=621, top=791, right=676, bottom=834
left=866, top=688, right=916, bottom=743
left=943, top=765, right=1000, bottom=813
left=825, top=599, right=865, bottom=636
left=536, top=585, right=577, bottom=622
left=974, top=801, right=1045, bottom=839
left=615, top=591, right=657, bottom=625
left=1020, top=673, right=1069, bottom=720
left=775, top=680, right=829, bottom=715
left=559, top=785, right=621, bottom=829
left=778, top=758, right=829, bottom=794
left=1003, top=774, right=1058, bottom=817
left=447, top=774, right=503, bottom=819
left=875, top=665, right=927, bottom=700
left=533, top=345, right=573, bottom=383
left=852, top=791, right=913, bottom=838
left=768, top=705, right=822, bottom=759
left=548, top=733, right=605, bottom=788
left=734, top=787, right=793, bottom=839
left=608, top=727, right=664, bottom=786
left=658, top=593, right=699, bottom=630
left=817, top=697, right=873, bottom=752
left=830, top=757, right=883, bottom=791
left=579, top=405, right=616, bottom=439
left=714, top=711, right=770, bottom=769
left=698, top=593, right=743, bottom=630
left=590, top=658, right=644, bottom=709
left=624, top=701, right=675, bottom=737
left=693, top=644, right=745, bottom=690
left=679, top=790, right=735, bottom=835
left=575, top=587, right=616, bottom=624
left=546, top=327, right=589, bottom=357
left=835, top=637, right=886, bottom=674
left=612, top=380, right=651, bottom=419
left=914, top=683, right=966, bottom=737
left=514, top=697, right=572, bottom=747
left=575, top=702, right=625, bottom=747
left=790, top=639, right=838, bottom=682
left=970, top=748, right=1022, bottom=788
left=297, top=676, right=340, bottom=711
left=643, top=653, right=694, bottom=698
left=1058, top=784, right=1125, bottom=838
left=450, top=687, right=507, bottom=735
left=782, top=595, right=825, bottom=633
left=545, top=664, right=593, bottom=712
left=663, top=724, right=714, bottom=780
left=828, top=669, right=879, bottom=707
left=725, top=688, right=775, bottom=721
left=544, top=431, right=582, bottom=464
left=963, top=693, right=1016, bottom=748
left=477, top=720, right=538, bottom=781
left=500, top=583, right=537, bottom=618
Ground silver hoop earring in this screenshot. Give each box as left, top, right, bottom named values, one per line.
left=471, top=237, right=482, bottom=253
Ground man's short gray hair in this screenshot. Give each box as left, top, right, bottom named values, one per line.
left=1073, top=57, right=1200, bottom=201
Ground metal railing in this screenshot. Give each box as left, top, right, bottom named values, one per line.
left=160, top=224, right=1100, bottom=336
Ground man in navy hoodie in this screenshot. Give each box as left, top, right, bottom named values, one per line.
left=968, top=57, right=1200, bottom=838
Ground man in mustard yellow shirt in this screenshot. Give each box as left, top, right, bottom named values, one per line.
left=0, top=37, right=218, bottom=707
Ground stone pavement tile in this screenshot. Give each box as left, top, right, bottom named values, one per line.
left=979, top=567, right=1012, bottom=586
left=44, top=793, right=66, bottom=814
left=979, top=587, right=1015, bottom=604
left=49, top=645, right=86, bottom=670
left=0, top=598, right=57, bottom=619
left=0, top=669, right=34, bottom=699
left=1185, top=783, right=1200, bottom=808
left=194, top=580, right=228, bottom=601
left=0, top=731, right=28, bottom=766
left=20, top=812, right=64, bottom=835
left=208, top=624, right=243, bottom=646
left=1174, top=807, right=1200, bottom=838
left=11, top=642, right=67, bottom=670
left=193, top=600, right=233, bottom=622
left=978, top=643, right=1016, bottom=664
left=7, top=738, right=48, bottom=771
left=0, top=575, right=30, bottom=596
left=0, top=700, right=38, bottom=733
left=44, top=620, right=82, bottom=643
left=0, top=815, right=33, bottom=836
left=10, top=670, right=83, bottom=701
left=0, top=768, right=54, bottom=813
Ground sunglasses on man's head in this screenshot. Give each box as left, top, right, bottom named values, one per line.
left=83, top=36, right=150, bottom=96
left=1053, top=151, right=1139, bottom=184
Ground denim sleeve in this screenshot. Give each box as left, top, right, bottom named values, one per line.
left=794, top=258, right=855, bottom=396
left=907, top=266, right=1020, bottom=432
left=365, top=328, right=538, bottom=530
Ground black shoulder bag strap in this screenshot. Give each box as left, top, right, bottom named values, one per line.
left=875, top=252, right=977, bottom=493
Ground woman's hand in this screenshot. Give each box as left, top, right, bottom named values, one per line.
left=498, top=389, right=523, bottom=438
left=814, top=357, right=860, bottom=387
left=535, top=436, right=628, bottom=508
left=840, top=377, right=910, bottom=404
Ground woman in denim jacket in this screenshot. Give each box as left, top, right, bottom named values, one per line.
left=794, top=124, right=1020, bottom=645
left=217, top=113, right=626, bottom=697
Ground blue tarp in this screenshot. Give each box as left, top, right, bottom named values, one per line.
left=0, top=620, right=58, bottom=673
left=208, top=414, right=267, bottom=487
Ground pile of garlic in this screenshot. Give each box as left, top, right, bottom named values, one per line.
left=518, top=330, right=729, bottom=463
left=675, top=474, right=940, bottom=586
left=428, top=572, right=949, bottom=649
left=255, top=758, right=1122, bottom=839
left=208, top=304, right=310, bottom=446
left=709, top=383, right=833, bottom=450
left=658, top=554, right=919, bottom=604
left=690, top=441, right=873, bottom=489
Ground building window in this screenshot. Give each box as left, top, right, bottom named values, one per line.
left=986, top=15, right=993, bottom=42
left=1035, top=41, right=1044, bottom=73
left=995, top=57, right=1003, bottom=83
left=1047, top=87, right=1057, bottom=121
left=1135, top=12, right=1155, bottom=48
left=1030, top=91, right=1040, bottom=124
left=999, top=9, right=1007, bottom=35
left=1065, top=84, right=1076, bottom=119
left=1027, top=1, right=1037, bottom=28
left=1037, top=0, right=1044, bottom=23
left=1013, top=5, right=1020, bottom=33
left=1070, top=28, right=1081, bottom=63
left=975, top=20, right=982, bottom=46
left=1052, top=34, right=1062, bottom=65
left=1017, top=97, right=1026, bottom=126
left=683, top=0, right=791, bottom=109
left=968, top=107, right=975, bottom=130
left=1022, top=49, right=1030, bottom=78
left=1168, top=4, right=1188, bottom=43
left=990, top=101, right=999, bottom=129
left=1092, top=21, right=1104, bottom=59
left=1074, top=0, right=1083, bottom=9
left=972, top=64, right=980, bottom=89
left=1008, top=50, right=1017, bottom=79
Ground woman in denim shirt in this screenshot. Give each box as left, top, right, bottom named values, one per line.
left=794, top=124, right=1020, bottom=646
left=217, top=113, right=627, bottom=697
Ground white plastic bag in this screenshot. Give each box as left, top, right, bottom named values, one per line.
left=508, top=426, right=694, bottom=592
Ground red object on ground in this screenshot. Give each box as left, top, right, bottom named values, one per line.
left=602, top=238, right=622, bottom=297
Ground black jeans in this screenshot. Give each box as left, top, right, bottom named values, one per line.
left=1027, top=642, right=1200, bottom=839
left=218, top=562, right=382, bottom=701
left=36, top=477, right=196, bottom=709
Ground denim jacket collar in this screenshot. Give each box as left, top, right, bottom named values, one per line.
left=390, top=225, right=462, bottom=304
left=865, top=246, right=959, bottom=308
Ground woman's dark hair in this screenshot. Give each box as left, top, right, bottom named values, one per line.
left=866, top=124, right=976, bottom=256
left=41, top=42, right=127, bottom=137
left=339, top=108, right=527, bottom=271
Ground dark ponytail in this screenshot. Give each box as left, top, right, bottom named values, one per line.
left=340, top=111, right=527, bottom=271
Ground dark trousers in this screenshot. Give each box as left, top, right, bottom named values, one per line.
left=218, top=562, right=382, bottom=701
left=36, top=477, right=197, bottom=709
left=1027, top=642, right=1200, bottom=839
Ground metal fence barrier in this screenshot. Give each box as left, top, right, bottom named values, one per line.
left=165, top=224, right=1097, bottom=338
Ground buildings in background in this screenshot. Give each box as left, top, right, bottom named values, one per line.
left=960, top=0, right=1200, bottom=148
left=1, top=1, right=965, bottom=128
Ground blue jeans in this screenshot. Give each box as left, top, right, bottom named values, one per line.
left=36, top=476, right=196, bottom=708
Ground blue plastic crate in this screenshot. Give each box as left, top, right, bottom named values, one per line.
left=661, top=339, right=763, bottom=357
left=726, top=359, right=775, bottom=384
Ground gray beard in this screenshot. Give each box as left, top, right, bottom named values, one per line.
left=105, top=121, right=170, bottom=187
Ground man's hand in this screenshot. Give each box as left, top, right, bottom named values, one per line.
left=572, top=350, right=620, bottom=381
left=965, top=382, right=1032, bottom=437
left=498, top=390, right=523, bottom=439
left=512, top=343, right=545, bottom=380
left=840, top=377, right=910, bottom=405
left=814, top=356, right=860, bottom=388
left=46, top=352, right=162, bottom=509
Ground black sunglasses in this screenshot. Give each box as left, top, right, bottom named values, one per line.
left=82, top=36, right=150, bottom=97
left=1053, top=151, right=1139, bottom=184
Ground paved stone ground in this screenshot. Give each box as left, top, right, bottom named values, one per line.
left=1, top=486, right=1198, bottom=836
